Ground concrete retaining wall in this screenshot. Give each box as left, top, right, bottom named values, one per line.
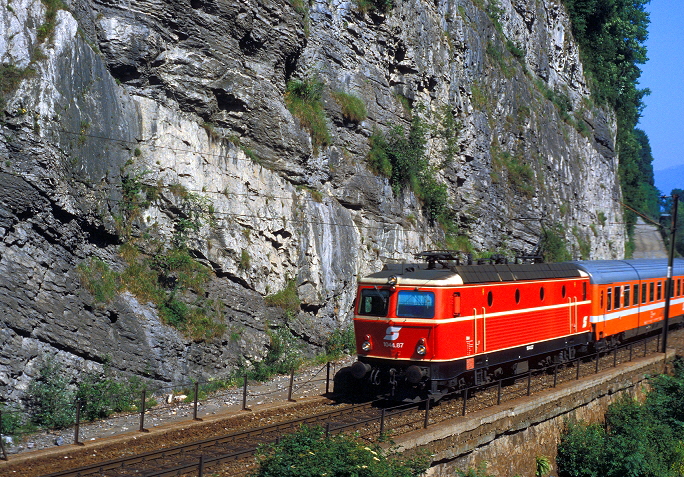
left=394, top=351, right=673, bottom=477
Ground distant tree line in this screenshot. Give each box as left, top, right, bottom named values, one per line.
left=562, top=0, right=660, bottom=232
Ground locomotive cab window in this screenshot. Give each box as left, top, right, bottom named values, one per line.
left=396, top=291, right=435, bottom=318
left=358, top=289, right=390, bottom=316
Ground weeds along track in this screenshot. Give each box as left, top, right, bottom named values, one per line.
left=5, top=329, right=683, bottom=477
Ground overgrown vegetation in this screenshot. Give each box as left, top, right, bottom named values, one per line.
left=367, top=116, right=451, bottom=224
left=24, top=357, right=152, bottom=430
left=661, top=192, right=684, bottom=258
left=82, top=174, right=224, bottom=340
left=491, top=146, right=536, bottom=198
left=539, top=223, right=572, bottom=262
left=353, top=0, right=394, bottom=14
left=253, top=425, right=430, bottom=477
left=285, top=76, right=330, bottom=149
left=562, top=0, right=659, bottom=233
left=37, top=0, right=66, bottom=44
left=557, top=358, right=684, bottom=476
left=248, top=327, right=303, bottom=380
left=332, top=91, right=367, bottom=122
left=264, top=279, right=301, bottom=315
left=0, top=63, right=36, bottom=112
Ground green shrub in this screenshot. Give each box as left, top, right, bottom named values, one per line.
left=539, top=223, right=572, bottom=263
left=367, top=116, right=451, bottom=224
left=77, top=257, right=120, bottom=303
left=0, top=405, right=29, bottom=436
left=285, top=77, right=330, bottom=148
left=76, top=368, right=145, bottom=421
left=332, top=91, right=367, bottom=122
left=492, top=149, right=536, bottom=198
left=265, top=279, right=300, bottom=314
left=36, top=0, right=66, bottom=43
left=239, top=249, right=251, bottom=270
left=353, top=0, right=393, bottom=14
left=26, top=358, right=75, bottom=429
left=597, top=211, right=607, bottom=226
left=324, top=325, right=355, bottom=359
left=248, top=327, right=303, bottom=380
left=254, top=425, right=429, bottom=477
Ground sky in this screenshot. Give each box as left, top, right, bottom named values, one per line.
left=637, top=0, right=684, bottom=173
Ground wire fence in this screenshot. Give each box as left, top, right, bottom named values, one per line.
left=0, top=361, right=343, bottom=459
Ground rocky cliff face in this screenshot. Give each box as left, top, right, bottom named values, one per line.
left=0, top=0, right=624, bottom=400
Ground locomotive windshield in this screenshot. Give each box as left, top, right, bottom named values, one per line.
left=396, top=291, right=435, bottom=318
left=358, top=288, right=390, bottom=316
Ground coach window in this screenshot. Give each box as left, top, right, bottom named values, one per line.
left=642, top=283, right=647, bottom=304
left=396, top=290, right=435, bottom=318
left=562, top=285, right=566, bottom=298
left=657, top=281, right=662, bottom=301
left=678, top=279, right=682, bottom=297
left=649, top=282, right=655, bottom=302
left=633, top=284, right=639, bottom=306
left=624, top=285, right=631, bottom=308
left=540, top=286, right=545, bottom=301
left=359, top=289, right=390, bottom=316
left=515, top=289, right=521, bottom=304
left=607, top=288, right=612, bottom=311
left=613, top=286, right=621, bottom=310
left=600, top=290, right=604, bottom=309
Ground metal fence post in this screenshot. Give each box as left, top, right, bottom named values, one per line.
left=553, top=365, right=558, bottom=388
left=461, top=388, right=468, bottom=416
left=630, top=343, right=633, bottom=361
left=325, top=421, right=330, bottom=438
left=0, top=410, right=7, bottom=461
left=242, top=374, right=249, bottom=411
left=644, top=339, right=648, bottom=357
left=326, top=362, right=331, bottom=395
left=288, top=369, right=295, bottom=402
left=193, top=382, right=201, bottom=421
left=139, top=389, right=147, bottom=432
left=497, top=380, right=502, bottom=405
left=379, top=408, right=386, bottom=437
left=595, top=351, right=600, bottom=373
left=198, top=455, right=204, bottom=477
left=576, top=358, right=580, bottom=380
left=74, top=399, right=82, bottom=445
left=423, top=399, right=431, bottom=429
left=613, top=347, right=617, bottom=367
left=527, top=371, right=532, bottom=396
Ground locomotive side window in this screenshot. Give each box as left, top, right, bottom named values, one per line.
left=540, top=287, right=545, bottom=301
left=487, top=291, right=493, bottom=307
left=657, top=282, right=662, bottom=301
left=515, top=289, right=521, bottom=304
left=624, top=285, right=630, bottom=308
left=649, top=282, right=654, bottom=302
left=607, top=288, right=612, bottom=311
left=396, top=291, right=435, bottom=318
left=358, top=289, right=390, bottom=316
left=562, top=285, right=566, bottom=298
left=642, top=283, right=647, bottom=304
left=453, top=292, right=461, bottom=317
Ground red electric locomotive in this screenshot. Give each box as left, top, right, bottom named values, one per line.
left=343, top=251, right=684, bottom=401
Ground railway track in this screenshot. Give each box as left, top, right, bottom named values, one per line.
left=40, top=401, right=383, bottom=477
left=8, top=329, right=682, bottom=477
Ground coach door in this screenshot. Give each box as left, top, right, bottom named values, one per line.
left=473, top=307, right=487, bottom=353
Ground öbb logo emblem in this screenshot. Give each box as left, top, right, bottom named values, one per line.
left=384, top=326, right=401, bottom=341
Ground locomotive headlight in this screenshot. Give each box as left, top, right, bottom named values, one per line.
left=416, top=338, right=427, bottom=356
left=387, top=275, right=398, bottom=286
left=362, top=334, right=373, bottom=352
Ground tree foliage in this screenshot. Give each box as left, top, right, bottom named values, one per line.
left=253, top=426, right=429, bottom=477
left=557, top=359, right=684, bottom=477
left=562, top=0, right=657, bottom=232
